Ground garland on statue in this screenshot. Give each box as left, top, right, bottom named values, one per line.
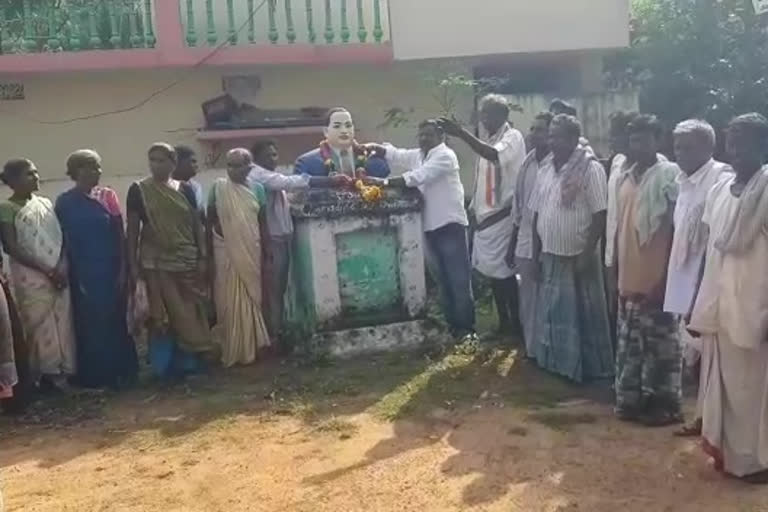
left=318, top=140, right=370, bottom=176
left=318, top=140, right=382, bottom=203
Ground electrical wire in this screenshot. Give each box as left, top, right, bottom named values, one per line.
left=0, top=0, right=269, bottom=125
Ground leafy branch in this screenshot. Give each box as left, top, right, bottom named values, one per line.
left=379, top=63, right=522, bottom=131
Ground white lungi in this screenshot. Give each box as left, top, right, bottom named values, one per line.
left=470, top=122, right=525, bottom=280
left=473, top=216, right=515, bottom=279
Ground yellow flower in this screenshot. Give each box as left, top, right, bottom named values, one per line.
left=362, top=186, right=382, bottom=202
left=357, top=182, right=382, bottom=203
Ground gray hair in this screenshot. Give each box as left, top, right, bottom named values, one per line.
left=66, top=149, right=101, bottom=178
left=673, top=119, right=716, bottom=149
left=479, top=93, right=510, bottom=115
left=551, top=114, right=582, bottom=140
left=226, top=147, right=252, bottom=166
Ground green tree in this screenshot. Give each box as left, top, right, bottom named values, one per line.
left=605, top=0, right=768, bottom=132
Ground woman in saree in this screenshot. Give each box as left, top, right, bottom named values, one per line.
left=0, top=158, right=76, bottom=392
left=207, top=148, right=271, bottom=367
left=55, top=150, right=138, bottom=389
left=0, top=260, right=29, bottom=413
left=127, top=143, right=213, bottom=378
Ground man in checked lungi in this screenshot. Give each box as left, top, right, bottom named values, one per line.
left=613, top=114, right=682, bottom=426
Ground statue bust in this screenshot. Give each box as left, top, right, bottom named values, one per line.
left=294, top=108, right=390, bottom=178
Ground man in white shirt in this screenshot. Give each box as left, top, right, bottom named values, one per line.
left=688, top=113, right=768, bottom=483
left=365, top=120, right=475, bottom=341
left=528, top=114, right=613, bottom=383
left=663, top=120, right=730, bottom=436
left=249, top=140, right=351, bottom=341
left=439, top=94, right=526, bottom=339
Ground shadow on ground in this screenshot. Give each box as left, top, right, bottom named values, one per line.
left=301, top=342, right=614, bottom=506
left=4, top=338, right=767, bottom=511
left=0, top=289, right=498, bottom=472
left=0, top=347, right=439, bottom=469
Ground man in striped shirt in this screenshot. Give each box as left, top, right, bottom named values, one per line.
left=528, top=114, right=614, bottom=383
left=508, top=111, right=554, bottom=358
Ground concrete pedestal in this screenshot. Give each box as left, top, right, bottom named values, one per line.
left=285, top=188, right=427, bottom=357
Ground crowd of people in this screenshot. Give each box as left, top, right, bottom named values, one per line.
left=0, top=100, right=767, bottom=483
left=370, top=97, right=768, bottom=484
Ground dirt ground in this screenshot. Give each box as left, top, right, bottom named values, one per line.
left=2, top=345, right=768, bottom=512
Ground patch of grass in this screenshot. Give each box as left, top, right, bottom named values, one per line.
left=271, top=397, right=317, bottom=422
left=367, top=344, right=575, bottom=421
left=4, top=312, right=584, bottom=444
left=314, top=416, right=359, bottom=440
left=369, top=352, right=476, bottom=421
left=527, top=411, right=598, bottom=431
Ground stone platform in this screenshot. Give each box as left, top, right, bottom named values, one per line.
left=284, top=187, right=428, bottom=358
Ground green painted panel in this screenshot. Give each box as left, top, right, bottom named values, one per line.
left=336, top=228, right=400, bottom=317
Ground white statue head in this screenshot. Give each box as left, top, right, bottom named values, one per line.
left=324, top=108, right=355, bottom=150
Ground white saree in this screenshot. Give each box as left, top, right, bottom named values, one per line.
left=211, top=179, right=271, bottom=367
left=8, top=195, right=76, bottom=380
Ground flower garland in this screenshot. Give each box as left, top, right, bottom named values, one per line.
left=318, top=140, right=382, bottom=203
left=319, top=139, right=370, bottom=177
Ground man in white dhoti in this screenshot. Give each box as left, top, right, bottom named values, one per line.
left=689, top=113, right=768, bottom=483
left=664, top=120, right=730, bottom=437
left=439, top=95, right=526, bottom=337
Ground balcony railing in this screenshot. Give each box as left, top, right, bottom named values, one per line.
left=179, top=0, right=390, bottom=47
left=0, top=0, right=392, bottom=72
left=0, top=0, right=156, bottom=54
left=0, top=0, right=389, bottom=56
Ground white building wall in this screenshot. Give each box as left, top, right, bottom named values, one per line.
left=389, top=0, right=630, bottom=60
left=0, top=62, right=635, bottom=204
left=0, top=62, right=475, bottom=201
